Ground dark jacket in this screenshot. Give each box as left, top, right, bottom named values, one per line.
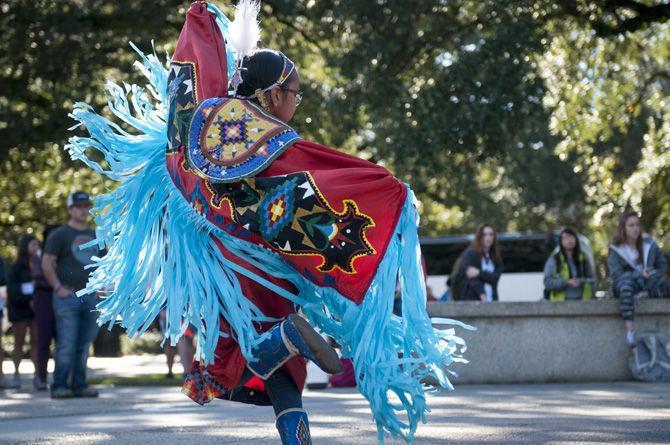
left=454, top=247, right=503, bottom=301
left=7, top=262, right=35, bottom=322
left=608, top=238, right=668, bottom=293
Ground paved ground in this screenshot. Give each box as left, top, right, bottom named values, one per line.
left=1, top=356, right=670, bottom=444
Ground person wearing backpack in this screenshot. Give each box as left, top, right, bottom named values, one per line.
left=544, top=228, right=595, bottom=301
left=452, top=224, right=503, bottom=302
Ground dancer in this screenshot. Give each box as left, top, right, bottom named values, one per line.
left=65, top=1, right=471, bottom=442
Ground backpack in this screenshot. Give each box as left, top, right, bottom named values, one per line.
left=629, top=333, right=670, bottom=382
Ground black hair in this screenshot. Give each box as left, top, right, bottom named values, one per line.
left=556, top=227, right=585, bottom=278
left=43, top=224, right=59, bottom=246
left=15, top=234, right=37, bottom=268
left=235, top=49, right=296, bottom=106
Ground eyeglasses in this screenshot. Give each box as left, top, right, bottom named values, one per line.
left=281, top=87, right=303, bottom=107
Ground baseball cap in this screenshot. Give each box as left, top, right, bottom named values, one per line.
left=67, top=191, right=92, bottom=207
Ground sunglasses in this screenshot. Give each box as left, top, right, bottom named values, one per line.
left=281, top=87, right=303, bottom=107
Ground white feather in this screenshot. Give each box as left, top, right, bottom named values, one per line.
left=229, top=0, right=261, bottom=61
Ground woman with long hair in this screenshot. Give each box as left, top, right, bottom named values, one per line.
left=455, top=224, right=503, bottom=301
left=544, top=228, right=595, bottom=301
left=608, top=211, right=670, bottom=346
left=6, top=234, right=40, bottom=388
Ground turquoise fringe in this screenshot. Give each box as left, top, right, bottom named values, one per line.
left=65, top=46, right=473, bottom=444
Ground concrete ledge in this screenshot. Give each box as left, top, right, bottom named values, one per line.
left=428, top=299, right=670, bottom=318
left=427, top=299, right=670, bottom=384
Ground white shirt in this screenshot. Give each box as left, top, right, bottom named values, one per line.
left=622, top=245, right=644, bottom=272
left=481, top=255, right=494, bottom=302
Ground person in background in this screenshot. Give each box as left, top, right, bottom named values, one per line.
left=393, top=255, right=434, bottom=316
left=159, top=309, right=196, bottom=379
left=544, top=228, right=595, bottom=301
left=32, top=225, right=58, bottom=390
left=0, top=257, right=6, bottom=389
left=6, top=235, right=40, bottom=389
left=42, top=191, right=101, bottom=398
left=328, top=338, right=356, bottom=388
left=455, top=224, right=503, bottom=302
left=608, top=210, right=670, bottom=347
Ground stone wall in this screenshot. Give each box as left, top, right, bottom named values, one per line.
left=427, top=299, right=670, bottom=384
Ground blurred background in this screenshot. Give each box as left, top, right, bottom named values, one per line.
left=1, top=0, right=669, bottom=267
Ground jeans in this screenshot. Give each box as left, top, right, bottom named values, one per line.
left=52, top=292, right=100, bottom=390
left=34, top=287, right=56, bottom=383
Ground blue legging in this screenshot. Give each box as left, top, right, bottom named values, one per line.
left=239, top=367, right=302, bottom=415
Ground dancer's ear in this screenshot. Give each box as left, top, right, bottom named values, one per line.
left=268, top=85, right=284, bottom=109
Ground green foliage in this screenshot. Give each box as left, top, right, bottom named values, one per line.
left=1, top=0, right=669, bottom=260
left=538, top=16, right=670, bottom=251
left=0, top=0, right=189, bottom=257
left=265, top=0, right=587, bottom=233
left=0, top=144, right=110, bottom=257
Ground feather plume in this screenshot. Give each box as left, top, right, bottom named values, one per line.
left=229, top=0, right=261, bottom=61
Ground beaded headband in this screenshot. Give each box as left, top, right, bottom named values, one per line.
left=236, top=51, right=296, bottom=103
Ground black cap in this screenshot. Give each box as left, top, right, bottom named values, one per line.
left=67, top=191, right=92, bottom=207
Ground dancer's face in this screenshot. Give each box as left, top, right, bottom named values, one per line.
left=267, top=70, right=300, bottom=123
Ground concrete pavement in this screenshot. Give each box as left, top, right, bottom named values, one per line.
left=2, top=381, right=670, bottom=443
left=1, top=355, right=670, bottom=444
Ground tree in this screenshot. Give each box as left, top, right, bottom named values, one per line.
left=538, top=11, right=670, bottom=251
left=2, top=0, right=669, bottom=259
left=0, top=0, right=189, bottom=255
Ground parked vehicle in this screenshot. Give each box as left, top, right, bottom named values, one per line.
left=421, top=232, right=595, bottom=302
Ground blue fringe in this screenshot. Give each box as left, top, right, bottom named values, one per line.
left=66, top=47, right=473, bottom=444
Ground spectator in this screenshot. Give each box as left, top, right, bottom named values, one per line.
left=42, top=191, right=102, bottom=398
left=327, top=337, right=356, bottom=388
left=393, top=255, right=432, bottom=316
left=0, top=257, right=6, bottom=389
left=329, top=357, right=356, bottom=388
left=32, top=225, right=58, bottom=390
left=544, top=228, right=595, bottom=301
left=6, top=235, right=40, bottom=389
left=608, top=210, right=670, bottom=347
left=159, top=309, right=196, bottom=379
left=453, top=224, right=503, bottom=301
